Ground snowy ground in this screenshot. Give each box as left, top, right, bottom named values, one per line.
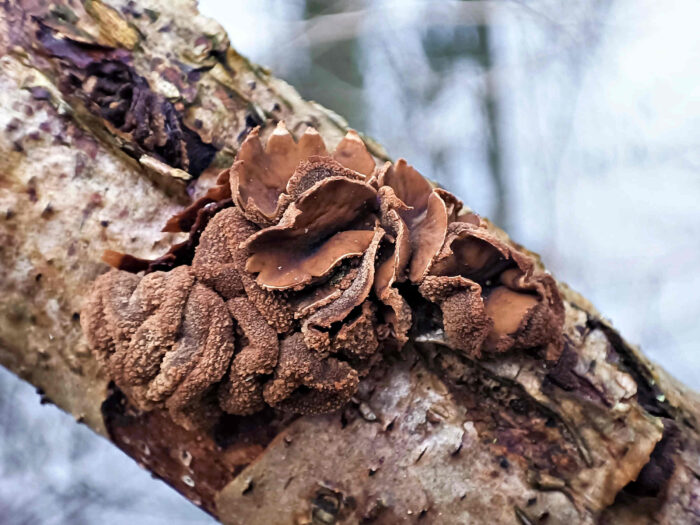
left=2, top=1, right=699, bottom=523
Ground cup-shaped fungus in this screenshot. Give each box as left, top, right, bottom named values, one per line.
left=82, top=122, right=564, bottom=429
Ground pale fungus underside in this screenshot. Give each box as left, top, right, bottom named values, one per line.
left=82, top=123, right=565, bottom=430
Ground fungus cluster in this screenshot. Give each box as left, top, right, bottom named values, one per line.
left=82, top=123, right=564, bottom=429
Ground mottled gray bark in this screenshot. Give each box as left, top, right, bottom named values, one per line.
left=1, top=1, right=699, bottom=524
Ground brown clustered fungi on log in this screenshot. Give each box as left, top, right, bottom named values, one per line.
left=4, top=2, right=700, bottom=522
left=81, top=122, right=565, bottom=429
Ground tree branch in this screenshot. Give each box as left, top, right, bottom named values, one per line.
left=0, top=1, right=698, bottom=524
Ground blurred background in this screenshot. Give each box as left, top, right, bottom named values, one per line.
left=2, top=0, right=699, bottom=523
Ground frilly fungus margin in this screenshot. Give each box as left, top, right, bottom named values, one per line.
left=82, top=122, right=565, bottom=429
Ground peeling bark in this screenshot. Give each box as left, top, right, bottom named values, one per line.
left=1, top=1, right=699, bottom=524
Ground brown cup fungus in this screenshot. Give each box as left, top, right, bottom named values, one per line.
left=82, top=122, right=564, bottom=429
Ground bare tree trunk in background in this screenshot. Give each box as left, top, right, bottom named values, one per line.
left=476, top=23, right=508, bottom=231
left=1, top=1, right=699, bottom=524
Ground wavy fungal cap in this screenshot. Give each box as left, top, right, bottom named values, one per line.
left=82, top=122, right=565, bottom=429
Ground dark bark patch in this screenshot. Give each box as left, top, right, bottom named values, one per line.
left=311, top=486, right=348, bottom=525
left=545, top=342, right=579, bottom=391
left=625, top=420, right=681, bottom=497
left=424, top=347, right=583, bottom=480
left=544, top=341, right=610, bottom=406
left=36, top=24, right=217, bottom=176
left=101, top=383, right=286, bottom=516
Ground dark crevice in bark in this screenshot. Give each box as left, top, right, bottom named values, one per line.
left=624, top=419, right=680, bottom=497
left=591, top=318, right=675, bottom=419
left=35, top=23, right=217, bottom=175
left=415, top=343, right=585, bottom=480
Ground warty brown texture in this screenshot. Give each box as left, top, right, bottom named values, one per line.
left=82, top=122, right=565, bottom=425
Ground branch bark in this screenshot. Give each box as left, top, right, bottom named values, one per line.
left=1, top=1, right=698, bottom=524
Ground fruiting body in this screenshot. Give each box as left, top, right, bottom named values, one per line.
left=82, top=123, right=564, bottom=429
